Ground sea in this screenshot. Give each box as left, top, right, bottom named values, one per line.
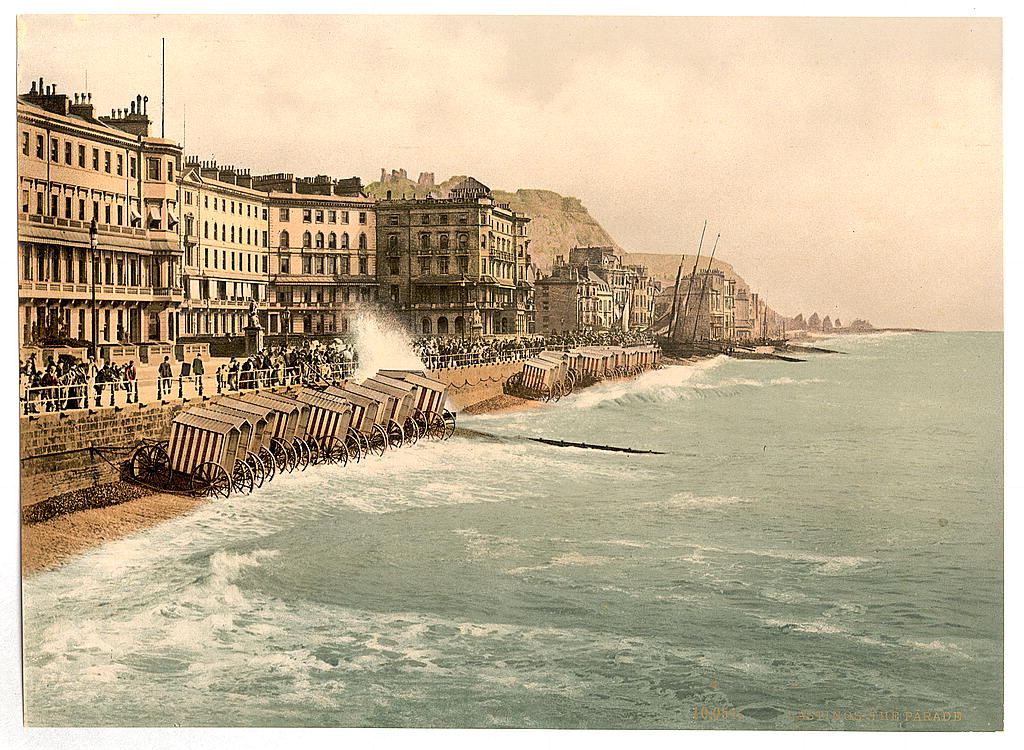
left=21, top=331, right=1003, bottom=730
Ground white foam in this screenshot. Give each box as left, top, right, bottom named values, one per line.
left=350, top=309, right=424, bottom=380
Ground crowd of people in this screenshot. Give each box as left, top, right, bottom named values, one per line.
left=19, top=352, right=140, bottom=413
left=214, top=339, right=357, bottom=393
left=21, top=331, right=654, bottom=414
left=410, top=330, right=656, bottom=370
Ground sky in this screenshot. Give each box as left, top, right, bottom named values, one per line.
left=16, top=14, right=1002, bottom=330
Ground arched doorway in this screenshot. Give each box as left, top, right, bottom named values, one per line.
left=454, top=316, right=465, bottom=336
left=421, top=317, right=432, bottom=335
left=437, top=316, right=449, bottom=335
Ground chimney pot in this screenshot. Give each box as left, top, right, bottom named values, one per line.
left=29, top=81, right=36, bottom=94
left=87, top=93, right=91, bottom=103
left=130, top=101, right=136, bottom=114
left=38, top=77, right=43, bottom=93
left=143, top=95, right=148, bottom=114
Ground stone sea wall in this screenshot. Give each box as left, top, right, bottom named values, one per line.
left=20, top=362, right=520, bottom=508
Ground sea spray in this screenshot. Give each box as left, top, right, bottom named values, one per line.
left=350, top=308, right=424, bottom=380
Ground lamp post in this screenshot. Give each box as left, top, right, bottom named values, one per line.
left=282, top=308, right=291, bottom=348
left=89, top=219, right=98, bottom=358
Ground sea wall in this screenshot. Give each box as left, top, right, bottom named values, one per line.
left=20, top=362, right=521, bottom=508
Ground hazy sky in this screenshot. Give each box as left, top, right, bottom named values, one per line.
left=17, top=15, right=1002, bottom=329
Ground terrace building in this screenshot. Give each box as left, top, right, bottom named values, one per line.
left=258, top=173, right=378, bottom=338
left=17, top=77, right=183, bottom=347
left=376, top=177, right=534, bottom=336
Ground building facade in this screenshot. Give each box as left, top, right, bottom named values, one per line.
left=258, top=173, right=378, bottom=338
left=18, top=78, right=184, bottom=348
left=375, top=178, right=534, bottom=337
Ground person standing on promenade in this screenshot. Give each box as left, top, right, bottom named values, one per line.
left=216, top=363, right=227, bottom=394
left=157, top=356, right=173, bottom=401
left=228, top=358, right=240, bottom=391
left=124, top=360, right=138, bottom=403
left=192, top=355, right=205, bottom=396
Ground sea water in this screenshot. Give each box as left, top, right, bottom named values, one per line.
left=22, top=332, right=1003, bottom=729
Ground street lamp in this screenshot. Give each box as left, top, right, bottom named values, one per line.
left=282, top=308, right=291, bottom=348
left=89, top=219, right=98, bottom=358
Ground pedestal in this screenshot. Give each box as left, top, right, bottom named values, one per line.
left=243, top=325, right=265, bottom=355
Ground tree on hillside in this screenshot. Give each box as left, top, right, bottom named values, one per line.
left=834, top=318, right=842, bottom=329
left=808, top=312, right=821, bottom=330
left=822, top=316, right=833, bottom=330
left=791, top=313, right=805, bottom=329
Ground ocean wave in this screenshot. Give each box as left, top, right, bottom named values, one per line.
left=741, top=548, right=874, bottom=575
left=643, top=492, right=756, bottom=510
left=505, top=551, right=613, bottom=575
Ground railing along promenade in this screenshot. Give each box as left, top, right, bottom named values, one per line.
left=18, top=346, right=547, bottom=416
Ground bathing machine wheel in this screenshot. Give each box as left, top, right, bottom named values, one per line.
left=190, top=461, right=231, bottom=498
left=129, top=442, right=171, bottom=489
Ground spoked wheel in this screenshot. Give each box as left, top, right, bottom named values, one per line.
left=411, top=409, right=429, bottom=441
left=232, top=460, right=255, bottom=495
left=360, top=432, right=372, bottom=457
left=190, top=461, right=231, bottom=498
left=426, top=412, right=447, bottom=440
left=369, top=424, right=389, bottom=457
left=305, top=436, right=323, bottom=466
left=387, top=420, right=405, bottom=449
left=318, top=435, right=349, bottom=466
left=441, top=409, right=456, bottom=440
left=259, top=445, right=277, bottom=483
left=540, top=383, right=553, bottom=402
left=270, top=438, right=296, bottom=473
left=403, top=416, right=420, bottom=445
left=245, top=451, right=267, bottom=488
left=504, top=372, right=523, bottom=396
left=292, top=437, right=312, bottom=470
left=345, top=428, right=363, bottom=463
left=130, top=442, right=171, bottom=488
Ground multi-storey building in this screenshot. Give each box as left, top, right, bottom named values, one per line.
left=18, top=77, right=183, bottom=348
left=535, top=264, right=615, bottom=334
left=534, top=246, right=656, bottom=334
left=258, top=173, right=377, bottom=337
left=178, top=160, right=270, bottom=338
left=375, top=177, right=533, bottom=336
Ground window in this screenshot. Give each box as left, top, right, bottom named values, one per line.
left=359, top=257, right=368, bottom=275
left=328, top=210, right=336, bottom=223
left=93, top=148, right=99, bottom=170
left=341, top=211, right=349, bottom=223
left=302, top=231, right=311, bottom=248
left=204, top=221, right=209, bottom=239
left=117, top=205, right=123, bottom=225
left=315, top=232, right=324, bottom=249
left=117, top=154, right=123, bottom=176
left=21, top=132, right=28, bottom=156
left=50, top=194, right=58, bottom=216
left=280, top=208, right=290, bottom=221
left=328, top=256, right=337, bottom=274
left=167, top=160, right=174, bottom=182
left=79, top=199, right=85, bottom=220
left=147, top=158, right=161, bottom=180
left=230, top=225, right=236, bottom=243
left=64, top=142, right=72, bottom=164
left=303, top=209, right=311, bottom=223
left=328, top=233, right=337, bottom=249
left=65, top=197, right=72, bottom=218
left=388, top=215, right=399, bottom=226
left=277, top=230, right=289, bottom=248
left=341, top=233, right=349, bottom=249
left=420, top=257, right=431, bottom=275
left=302, top=255, right=312, bottom=274
left=22, top=247, right=32, bottom=280
left=458, top=233, right=469, bottom=250
left=104, top=151, right=111, bottom=173
left=358, top=233, right=367, bottom=250
left=315, top=210, right=324, bottom=223
left=36, top=135, right=44, bottom=159
left=390, top=285, right=400, bottom=304
left=213, top=224, right=219, bottom=240
left=50, top=138, right=59, bottom=161
left=388, top=234, right=399, bottom=250
left=36, top=192, right=44, bottom=214
left=458, top=256, right=469, bottom=274
left=439, top=214, right=448, bottom=224
left=21, top=190, right=28, bottom=213
left=315, top=256, right=325, bottom=274
left=280, top=256, right=290, bottom=274
left=105, top=204, right=111, bottom=224
left=130, top=156, right=137, bottom=178
left=387, top=258, right=399, bottom=276
left=439, top=234, right=449, bottom=250
left=79, top=144, right=86, bottom=167
left=420, top=234, right=430, bottom=250
left=230, top=201, right=235, bottom=214
left=438, top=257, right=449, bottom=275
left=422, top=214, right=431, bottom=225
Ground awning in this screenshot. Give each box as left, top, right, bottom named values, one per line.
left=129, top=206, right=143, bottom=222
left=167, top=207, right=179, bottom=228
left=148, top=206, right=161, bottom=222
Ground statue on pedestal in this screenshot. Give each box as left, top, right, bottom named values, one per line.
left=247, top=299, right=261, bottom=329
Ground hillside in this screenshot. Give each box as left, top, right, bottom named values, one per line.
left=364, top=174, right=622, bottom=270
left=622, top=253, right=747, bottom=288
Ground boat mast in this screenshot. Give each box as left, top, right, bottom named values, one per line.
left=673, top=220, right=707, bottom=342
left=690, top=233, right=720, bottom=344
